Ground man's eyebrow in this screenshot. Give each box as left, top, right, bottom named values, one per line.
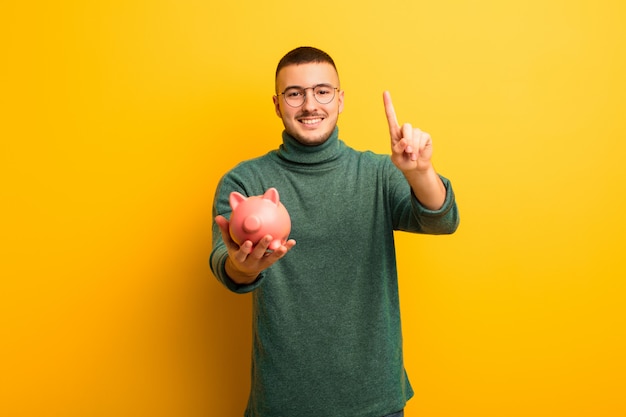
left=283, top=83, right=334, bottom=90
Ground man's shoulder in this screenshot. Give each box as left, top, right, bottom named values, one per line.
left=226, top=151, right=277, bottom=173
left=351, top=147, right=393, bottom=167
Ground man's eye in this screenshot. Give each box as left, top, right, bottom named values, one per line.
left=316, top=88, right=331, bottom=95
left=286, top=90, right=303, bottom=97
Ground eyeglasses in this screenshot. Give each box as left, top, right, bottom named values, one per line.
left=278, top=84, right=338, bottom=107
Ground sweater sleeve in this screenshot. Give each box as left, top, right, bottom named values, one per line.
left=408, top=175, right=460, bottom=234
left=388, top=154, right=459, bottom=234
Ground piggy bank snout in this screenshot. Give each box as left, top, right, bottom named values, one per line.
left=242, top=215, right=262, bottom=234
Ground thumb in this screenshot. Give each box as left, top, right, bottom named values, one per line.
left=215, top=215, right=230, bottom=234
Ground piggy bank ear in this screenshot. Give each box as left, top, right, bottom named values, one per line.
left=263, top=187, right=280, bottom=205
left=229, top=192, right=247, bottom=210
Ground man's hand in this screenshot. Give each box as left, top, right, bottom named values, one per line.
left=215, top=215, right=296, bottom=285
left=383, top=91, right=446, bottom=210
left=383, top=91, right=434, bottom=174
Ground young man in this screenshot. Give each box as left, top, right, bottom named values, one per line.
left=210, top=46, right=459, bottom=417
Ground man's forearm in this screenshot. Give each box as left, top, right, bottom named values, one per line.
left=405, top=166, right=446, bottom=210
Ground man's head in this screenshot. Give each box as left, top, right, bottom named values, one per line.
left=273, top=47, right=344, bottom=146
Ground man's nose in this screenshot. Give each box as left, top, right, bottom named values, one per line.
left=301, top=90, right=317, bottom=110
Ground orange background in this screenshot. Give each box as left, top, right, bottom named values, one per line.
left=2, top=1, right=625, bottom=416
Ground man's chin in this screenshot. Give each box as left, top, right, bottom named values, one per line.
left=290, top=128, right=333, bottom=146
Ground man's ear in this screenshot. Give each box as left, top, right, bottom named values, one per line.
left=273, top=95, right=282, bottom=118
left=337, top=89, right=345, bottom=114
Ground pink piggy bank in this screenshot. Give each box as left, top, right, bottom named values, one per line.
left=229, top=187, right=291, bottom=250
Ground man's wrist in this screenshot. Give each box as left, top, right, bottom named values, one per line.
left=225, top=256, right=259, bottom=285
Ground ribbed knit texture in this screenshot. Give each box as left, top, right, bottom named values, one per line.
left=210, top=127, right=459, bottom=417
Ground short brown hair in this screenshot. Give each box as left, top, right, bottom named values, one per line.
left=275, top=47, right=339, bottom=91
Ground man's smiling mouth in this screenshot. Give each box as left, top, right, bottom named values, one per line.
left=299, top=118, right=323, bottom=125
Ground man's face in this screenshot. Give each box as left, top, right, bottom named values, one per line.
left=273, top=62, right=344, bottom=146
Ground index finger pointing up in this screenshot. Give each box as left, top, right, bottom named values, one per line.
left=383, top=91, right=400, bottom=139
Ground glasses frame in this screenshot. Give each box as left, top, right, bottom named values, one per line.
left=278, top=84, right=339, bottom=108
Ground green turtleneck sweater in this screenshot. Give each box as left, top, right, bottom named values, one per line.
left=210, top=127, right=459, bottom=417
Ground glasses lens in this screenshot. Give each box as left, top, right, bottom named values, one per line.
left=314, top=85, right=336, bottom=104
left=283, top=88, right=305, bottom=107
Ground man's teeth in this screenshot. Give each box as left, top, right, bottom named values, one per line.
left=301, top=118, right=322, bottom=125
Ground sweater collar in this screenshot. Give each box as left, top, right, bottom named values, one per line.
left=276, top=127, right=344, bottom=165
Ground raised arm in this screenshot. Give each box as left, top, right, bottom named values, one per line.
left=383, top=91, right=446, bottom=210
